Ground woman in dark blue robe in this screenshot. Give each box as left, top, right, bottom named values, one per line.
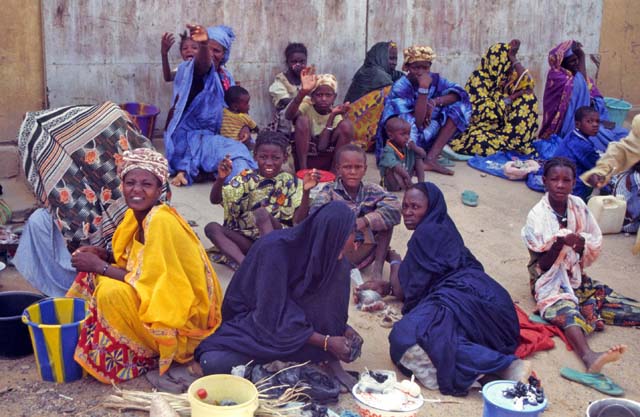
left=194, top=201, right=362, bottom=386
left=356, top=183, right=526, bottom=396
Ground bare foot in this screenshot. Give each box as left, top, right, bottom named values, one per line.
left=498, top=359, right=532, bottom=383
left=328, top=360, right=357, bottom=391
left=585, top=344, right=626, bottom=373
left=424, top=159, right=454, bottom=176
left=171, top=171, right=188, bottom=187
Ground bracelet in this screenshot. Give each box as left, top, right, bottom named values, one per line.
left=323, top=334, right=330, bottom=352
left=101, top=263, right=110, bottom=275
left=325, top=126, right=334, bottom=131
left=417, top=87, right=430, bottom=95
left=390, top=260, right=402, bottom=266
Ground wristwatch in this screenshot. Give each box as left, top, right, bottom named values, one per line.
left=417, top=87, right=430, bottom=95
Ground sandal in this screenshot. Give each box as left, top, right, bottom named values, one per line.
left=145, top=369, right=188, bottom=394
left=168, top=364, right=201, bottom=387
left=461, top=190, right=479, bottom=207
left=559, top=367, right=624, bottom=396
left=442, top=145, right=474, bottom=161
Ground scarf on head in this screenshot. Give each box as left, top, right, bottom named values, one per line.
left=119, top=148, right=168, bottom=184
left=206, top=25, right=236, bottom=65
left=402, top=45, right=436, bottom=71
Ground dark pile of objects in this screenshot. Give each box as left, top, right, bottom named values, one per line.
left=502, top=376, right=545, bottom=410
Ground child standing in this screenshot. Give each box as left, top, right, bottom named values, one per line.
left=205, top=131, right=319, bottom=268
left=220, top=86, right=258, bottom=150
left=554, top=106, right=601, bottom=200
left=161, top=31, right=199, bottom=82
left=268, top=42, right=307, bottom=134
left=285, top=67, right=354, bottom=170
left=378, top=117, right=426, bottom=191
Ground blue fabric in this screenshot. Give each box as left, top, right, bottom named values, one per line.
left=195, top=202, right=356, bottom=365
left=553, top=130, right=601, bottom=199
left=375, top=75, right=471, bottom=161
left=557, top=73, right=628, bottom=143
left=466, top=151, right=531, bottom=179
left=389, top=183, right=519, bottom=396
left=14, top=209, right=76, bottom=297
left=206, top=25, right=235, bottom=65
left=164, top=59, right=256, bottom=184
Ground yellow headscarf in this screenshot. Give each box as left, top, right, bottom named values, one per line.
left=402, top=45, right=437, bottom=71
left=312, top=74, right=338, bottom=94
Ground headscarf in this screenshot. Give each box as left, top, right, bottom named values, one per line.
left=195, top=201, right=356, bottom=360
left=119, top=148, right=169, bottom=184
left=206, top=25, right=236, bottom=65
left=312, top=73, right=338, bottom=94
left=539, top=40, right=602, bottom=138
left=344, top=41, right=404, bottom=103
left=399, top=183, right=484, bottom=314
left=402, top=45, right=437, bottom=71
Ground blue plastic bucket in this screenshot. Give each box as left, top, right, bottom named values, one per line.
left=120, top=102, right=160, bottom=138
left=604, top=97, right=632, bottom=128
left=482, top=380, right=547, bottom=417
left=22, top=297, right=89, bottom=383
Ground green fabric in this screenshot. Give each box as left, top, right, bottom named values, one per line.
left=344, top=42, right=404, bottom=103
left=378, top=144, right=415, bottom=177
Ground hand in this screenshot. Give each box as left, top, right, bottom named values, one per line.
left=303, top=168, right=321, bottom=191
left=354, top=281, right=390, bottom=304
left=326, top=336, right=351, bottom=362
left=71, top=251, right=105, bottom=273
left=217, top=154, right=233, bottom=180
left=331, top=102, right=351, bottom=116
left=344, top=326, right=362, bottom=344
left=300, top=66, right=317, bottom=95
left=74, top=246, right=109, bottom=262
left=601, top=120, right=616, bottom=130
left=238, top=126, right=251, bottom=143
left=417, top=72, right=432, bottom=89
left=187, top=24, right=208, bottom=43
left=161, top=32, right=175, bottom=55
left=402, top=174, right=413, bottom=188
left=508, top=39, right=520, bottom=61
left=563, top=233, right=581, bottom=247
left=586, top=174, right=606, bottom=188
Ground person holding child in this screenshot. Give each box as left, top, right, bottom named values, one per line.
left=377, top=45, right=472, bottom=176
left=285, top=67, right=354, bottom=171
left=522, top=157, right=640, bottom=386
left=268, top=43, right=307, bottom=135
left=205, top=131, right=320, bottom=269
left=298, top=144, right=401, bottom=280
left=161, top=31, right=198, bottom=83
left=220, top=85, right=258, bottom=150
left=164, top=24, right=256, bottom=186
left=378, top=117, right=426, bottom=191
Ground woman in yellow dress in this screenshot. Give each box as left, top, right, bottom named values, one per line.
left=67, top=148, right=222, bottom=386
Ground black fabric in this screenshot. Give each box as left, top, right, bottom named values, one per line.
left=344, top=41, right=404, bottom=103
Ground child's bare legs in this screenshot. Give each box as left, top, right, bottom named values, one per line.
left=253, top=207, right=283, bottom=237
left=414, top=157, right=425, bottom=182
left=328, top=120, right=354, bottom=171
left=564, top=326, right=627, bottom=373
left=371, top=228, right=392, bottom=280
left=384, top=170, right=402, bottom=191
left=204, top=222, right=253, bottom=265
left=424, top=119, right=457, bottom=176
left=294, top=115, right=312, bottom=170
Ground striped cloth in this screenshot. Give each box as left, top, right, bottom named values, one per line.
left=17, top=102, right=159, bottom=248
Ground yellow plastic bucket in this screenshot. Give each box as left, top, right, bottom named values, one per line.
left=188, top=374, right=259, bottom=417
left=21, top=297, right=88, bottom=383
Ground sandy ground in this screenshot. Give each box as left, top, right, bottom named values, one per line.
left=0, top=155, right=638, bottom=416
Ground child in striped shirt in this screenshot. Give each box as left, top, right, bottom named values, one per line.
left=221, top=86, right=258, bottom=150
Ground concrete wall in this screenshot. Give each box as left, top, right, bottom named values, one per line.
left=0, top=0, right=45, bottom=141
left=598, top=0, right=640, bottom=110
left=34, top=0, right=610, bottom=135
